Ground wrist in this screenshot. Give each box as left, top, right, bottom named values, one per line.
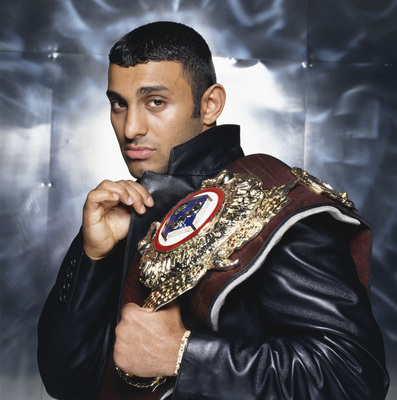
left=83, top=239, right=117, bottom=260
left=82, top=239, right=107, bottom=260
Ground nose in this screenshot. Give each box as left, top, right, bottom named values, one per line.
left=124, top=107, right=147, bottom=140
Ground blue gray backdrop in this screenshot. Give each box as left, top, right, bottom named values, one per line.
left=1, top=1, right=396, bottom=399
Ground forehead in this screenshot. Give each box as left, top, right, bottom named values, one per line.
left=107, top=61, right=191, bottom=94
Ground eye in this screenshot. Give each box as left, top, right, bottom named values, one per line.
left=110, top=99, right=126, bottom=112
left=148, top=99, right=164, bottom=107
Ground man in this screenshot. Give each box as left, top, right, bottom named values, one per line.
left=38, top=21, right=389, bottom=399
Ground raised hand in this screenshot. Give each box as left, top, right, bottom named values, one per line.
left=82, top=179, right=153, bottom=260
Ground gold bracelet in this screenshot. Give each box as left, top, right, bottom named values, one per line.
left=115, top=366, right=166, bottom=389
left=174, top=330, right=191, bottom=376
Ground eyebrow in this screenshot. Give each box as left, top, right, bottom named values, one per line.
left=106, top=90, right=122, bottom=99
left=136, top=86, right=170, bottom=95
left=106, top=86, right=171, bottom=100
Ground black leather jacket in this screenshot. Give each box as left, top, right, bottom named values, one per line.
left=38, top=125, right=389, bottom=399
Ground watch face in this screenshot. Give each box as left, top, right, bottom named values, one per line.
left=155, top=188, right=224, bottom=251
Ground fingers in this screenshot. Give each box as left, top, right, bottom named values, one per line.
left=121, top=303, right=152, bottom=314
left=121, top=301, right=178, bottom=315
left=116, top=180, right=154, bottom=214
left=85, top=179, right=154, bottom=215
left=82, top=180, right=154, bottom=259
left=120, top=302, right=182, bottom=328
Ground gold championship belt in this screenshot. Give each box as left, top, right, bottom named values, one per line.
left=114, top=163, right=357, bottom=391
left=116, top=169, right=298, bottom=389
left=138, top=169, right=355, bottom=312
left=138, top=170, right=298, bottom=309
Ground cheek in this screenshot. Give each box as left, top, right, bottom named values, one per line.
left=113, top=130, right=125, bottom=151
left=149, top=102, right=198, bottom=148
left=164, top=110, right=195, bottom=135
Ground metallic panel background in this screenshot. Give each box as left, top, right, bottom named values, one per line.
left=1, top=1, right=396, bottom=399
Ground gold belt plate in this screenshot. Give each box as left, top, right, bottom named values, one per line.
left=138, top=170, right=298, bottom=310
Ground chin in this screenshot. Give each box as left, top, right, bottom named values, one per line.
left=128, top=168, right=145, bottom=180
left=124, top=158, right=145, bottom=178
left=127, top=159, right=168, bottom=179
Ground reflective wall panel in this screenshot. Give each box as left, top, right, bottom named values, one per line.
left=1, top=1, right=396, bottom=399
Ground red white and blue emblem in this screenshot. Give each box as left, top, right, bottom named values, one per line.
left=154, top=188, right=224, bottom=251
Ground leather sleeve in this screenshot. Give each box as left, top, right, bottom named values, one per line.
left=37, top=231, right=125, bottom=400
left=173, top=213, right=389, bottom=399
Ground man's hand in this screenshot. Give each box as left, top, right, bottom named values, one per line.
left=82, top=179, right=153, bottom=260
left=113, top=301, right=186, bottom=378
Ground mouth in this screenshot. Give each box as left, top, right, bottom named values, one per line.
left=124, top=145, right=155, bottom=160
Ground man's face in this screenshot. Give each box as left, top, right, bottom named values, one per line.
left=107, top=61, right=204, bottom=179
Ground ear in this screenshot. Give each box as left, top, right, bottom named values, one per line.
left=201, top=84, right=226, bottom=128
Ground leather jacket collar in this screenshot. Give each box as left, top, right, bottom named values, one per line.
left=167, top=124, right=243, bottom=177
left=137, top=124, right=244, bottom=223
left=138, top=124, right=244, bottom=188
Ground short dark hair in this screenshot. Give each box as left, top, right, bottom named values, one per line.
left=109, top=21, right=217, bottom=118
